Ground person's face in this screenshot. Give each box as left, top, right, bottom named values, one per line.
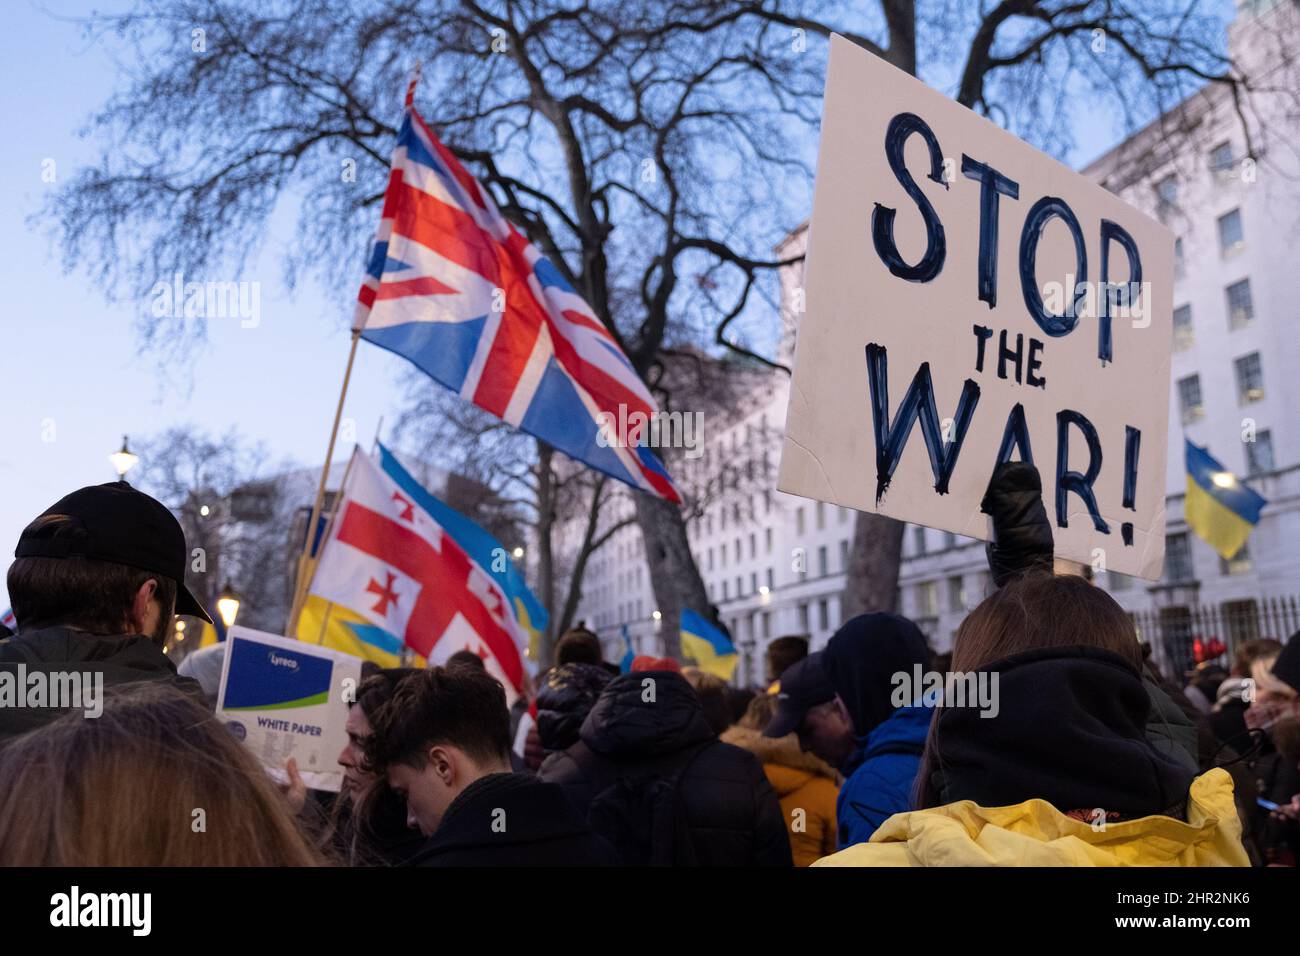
left=797, top=697, right=856, bottom=767
left=338, top=707, right=375, bottom=796
left=387, top=749, right=458, bottom=836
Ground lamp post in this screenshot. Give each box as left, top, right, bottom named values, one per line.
left=216, top=583, right=241, bottom=630
left=109, top=435, right=139, bottom=481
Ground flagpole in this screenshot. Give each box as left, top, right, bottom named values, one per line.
left=288, top=329, right=362, bottom=635
left=315, top=601, right=335, bottom=646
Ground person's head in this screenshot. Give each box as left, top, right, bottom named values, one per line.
left=765, top=635, right=809, bottom=686
left=0, top=683, right=320, bottom=865
left=364, top=667, right=512, bottom=835
left=556, top=627, right=603, bottom=666
left=738, top=691, right=777, bottom=732
left=338, top=668, right=419, bottom=798
left=1230, top=637, right=1283, bottom=678
left=445, top=649, right=487, bottom=671
left=6, top=483, right=210, bottom=643
left=916, top=574, right=1146, bottom=810
left=681, top=667, right=731, bottom=735
left=764, top=652, right=856, bottom=766
left=950, top=574, right=1142, bottom=672
left=725, top=686, right=757, bottom=725
left=820, top=612, right=930, bottom=739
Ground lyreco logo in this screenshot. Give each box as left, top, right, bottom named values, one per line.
left=268, top=652, right=300, bottom=671
left=50, top=886, right=151, bottom=936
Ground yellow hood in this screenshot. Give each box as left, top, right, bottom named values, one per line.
left=813, top=769, right=1248, bottom=867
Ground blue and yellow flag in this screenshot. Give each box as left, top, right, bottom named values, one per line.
left=680, top=608, right=738, bottom=681
left=296, top=593, right=416, bottom=668
left=1185, top=440, right=1266, bottom=560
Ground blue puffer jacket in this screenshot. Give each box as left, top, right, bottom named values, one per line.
left=836, top=704, right=932, bottom=848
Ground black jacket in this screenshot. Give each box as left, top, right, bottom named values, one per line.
left=535, top=662, right=612, bottom=753
left=0, top=625, right=201, bottom=744
left=539, top=671, right=792, bottom=866
left=408, top=772, right=616, bottom=867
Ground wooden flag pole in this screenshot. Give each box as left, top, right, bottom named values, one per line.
left=288, top=329, right=362, bottom=635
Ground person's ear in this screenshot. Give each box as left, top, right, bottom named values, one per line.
left=427, top=745, right=454, bottom=786
left=128, top=578, right=159, bottom=633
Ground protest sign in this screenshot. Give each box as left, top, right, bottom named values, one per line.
left=778, top=35, right=1174, bottom=578
left=215, top=626, right=363, bottom=792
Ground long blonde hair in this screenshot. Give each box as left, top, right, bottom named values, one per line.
left=0, top=682, right=323, bottom=866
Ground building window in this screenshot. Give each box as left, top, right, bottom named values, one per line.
left=749, top=533, right=756, bottom=559
left=1246, top=430, right=1275, bottom=476
left=817, top=546, right=828, bottom=577
left=736, top=576, right=742, bottom=597
left=1209, top=140, right=1235, bottom=179
left=816, top=501, right=825, bottom=530
left=761, top=612, right=771, bottom=639
left=765, top=567, right=774, bottom=590
left=1172, top=304, right=1193, bottom=350
left=765, top=527, right=773, bottom=554
left=915, top=581, right=939, bottom=618
left=750, top=572, right=757, bottom=594
left=798, top=603, right=810, bottom=631
left=912, top=526, right=927, bottom=556
left=796, top=508, right=805, bottom=535
left=947, top=575, right=965, bottom=613
left=1154, top=175, right=1177, bottom=220
left=1222, top=599, right=1260, bottom=647
left=1165, top=532, right=1193, bottom=583
left=943, top=531, right=957, bottom=549
left=1225, top=278, right=1254, bottom=330
left=818, top=599, right=829, bottom=630
left=1177, top=374, right=1204, bottom=424
left=840, top=506, right=850, bottom=525
left=1217, top=209, right=1244, bottom=256
left=839, top=538, right=849, bottom=571
left=1234, top=352, right=1264, bottom=404
left=1107, top=570, right=1132, bottom=592
left=1220, top=540, right=1252, bottom=576
left=1174, top=237, right=1185, bottom=278
left=722, top=580, right=729, bottom=600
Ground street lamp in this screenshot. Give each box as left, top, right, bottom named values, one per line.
left=512, top=546, right=525, bottom=559
left=109, top=435, right=139, bottom=481
left=216, top=583, right=241, bottom=629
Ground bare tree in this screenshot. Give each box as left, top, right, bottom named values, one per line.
left=134, top=426, right=296, bottom=638
left=45, top=0, right=1292, bottom=641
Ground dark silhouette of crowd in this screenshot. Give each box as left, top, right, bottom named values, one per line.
left=1, top=467, right=1296, bottom=867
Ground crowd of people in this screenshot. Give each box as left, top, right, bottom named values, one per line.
left=0, top=465, right=1297, bottom=867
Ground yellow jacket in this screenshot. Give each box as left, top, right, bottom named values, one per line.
left=813, top=769, right=1248, bottom=867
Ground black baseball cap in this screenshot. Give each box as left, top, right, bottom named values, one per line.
left=764, top=651, right=836, bottom=738
left=14, top=481, right=212, bottom=623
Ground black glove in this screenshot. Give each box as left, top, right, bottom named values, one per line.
left=980, top=461, right=1054, bottom=588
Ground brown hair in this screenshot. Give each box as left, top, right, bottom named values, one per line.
left=8, top=514, right=177, bottom=640
left=739, top=691, right=777, bottom=731
left=365, top=666, right=511, bottom=771
left=556, top=627, right=603, bottom=666
left=951, top=573, right=1142, bottom=673
left=0, top=683, right=322, bottom=866
left=1232, top=637, right=1284, bottom=678
left=765, top=635, right=809, bottom=684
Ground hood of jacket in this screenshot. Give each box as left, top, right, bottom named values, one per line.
left=813, top=769, right=1248, bottom=867
left=580, top=670, right=714, bottom=759
left=721, top=724, right=840, bottom=792
left=0, top=625, right=182, bottom=677
left=821, top=613, right=930, bottom=738
left=929, top=645, right=1196, bottom=819
left=535, top=662, right=613, bottom=753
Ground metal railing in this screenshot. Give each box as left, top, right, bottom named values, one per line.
left=1130, top=596, right=1299, bottom=679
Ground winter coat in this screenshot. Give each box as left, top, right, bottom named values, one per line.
left=535, top=662, right=613, bottom=753
left=820, top=613, right=932, bottom=844
left=721, top=724, right=840, bottom=866
left=814, top=769, right=1249, bottom=866
left=408, top=772, right=616, bottom=867
left=539, top=671, right=792, bottom=866
left=836, top=704, right=932, bottom=848
left=0, top=625, right=201, bottom=744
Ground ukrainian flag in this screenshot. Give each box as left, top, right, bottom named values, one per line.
left=295, top=594, right=423, bottom=668
left=1185, top=440, right=1266, bottom=561
left=680, top=608, right=739, bottom=681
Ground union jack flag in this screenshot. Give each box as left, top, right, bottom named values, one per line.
left=355, top=70, right=680, bottom=502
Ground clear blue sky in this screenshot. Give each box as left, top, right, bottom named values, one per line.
left=0, top=1, right=1231, bottom=610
